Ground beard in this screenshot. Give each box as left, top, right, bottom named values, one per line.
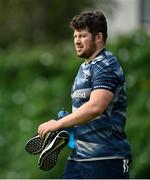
left=76, top=41, right=97, bottom=59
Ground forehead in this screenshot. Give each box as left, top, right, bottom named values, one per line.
left=73, top=28, right=91, bottom=35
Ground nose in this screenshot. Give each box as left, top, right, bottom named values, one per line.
left=74, top=36, right=81, bottom=45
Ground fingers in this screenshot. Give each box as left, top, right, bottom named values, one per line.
left=38, top=119, right=59, bottom=139
left=38, top=123, right=48, bottom=139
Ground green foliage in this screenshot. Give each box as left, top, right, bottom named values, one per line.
left=0, top=0, right=116, bottom=49
left=0, top=30, right=150, bottom=178
left=0, top=0, right=117, bottom=49
left=0, top=44, right=78, bottom=178
left=108, top=30, right=150, bottom=178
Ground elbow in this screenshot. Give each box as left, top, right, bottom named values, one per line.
left=90, top=104, right=104, bottom=117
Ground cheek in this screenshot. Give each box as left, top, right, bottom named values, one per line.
left=85, top=39, right=94, bottom=50
left=83, top=39, right=90, bottom=47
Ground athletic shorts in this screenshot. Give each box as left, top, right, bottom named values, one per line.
left=63, top=159, right=130, bottom=179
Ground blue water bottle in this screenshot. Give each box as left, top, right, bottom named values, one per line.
left=57, top=109, right=75, bottom=149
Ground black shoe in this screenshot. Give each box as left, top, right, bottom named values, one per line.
left=25, top=132, right=56, bottom=155
left=25, top=110, right=69, bottom=155
left=38, top=130, right=69, bottom=171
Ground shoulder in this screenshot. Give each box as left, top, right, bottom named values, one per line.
left=92, top=50, right=117, bottom=68
left=92, top=50, right=125, bottom=79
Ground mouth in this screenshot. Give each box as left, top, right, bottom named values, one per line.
left=76, top=46, right=83, bottom=52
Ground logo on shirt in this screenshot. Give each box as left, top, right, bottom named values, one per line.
left=81, top=70, right=90, bottom=82
left=71, top=91, right=86, bottom=98
left=71, top=88, right=91, bottom=99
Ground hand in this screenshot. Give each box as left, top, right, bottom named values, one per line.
left=38, top=119, right=60, bottom=139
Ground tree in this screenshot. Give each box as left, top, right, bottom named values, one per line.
left=0, top=0, right=117, bottom=48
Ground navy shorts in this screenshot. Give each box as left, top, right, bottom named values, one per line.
left=63, top=159, right=130, bottom=179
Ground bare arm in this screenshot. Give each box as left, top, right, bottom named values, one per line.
left=38, top=89, right=113, bottom=138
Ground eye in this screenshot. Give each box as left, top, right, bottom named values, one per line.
left=81, top=34, right=87, bottom=38
left=73, top=34, right=77, bottom=39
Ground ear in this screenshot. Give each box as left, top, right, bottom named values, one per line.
left=95, top=32, right=103, bottom=42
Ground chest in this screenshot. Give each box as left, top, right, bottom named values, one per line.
left=71, top=65, right=92, bottom=100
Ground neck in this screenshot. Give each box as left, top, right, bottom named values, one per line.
left=85, top=46, right=105, bottom=64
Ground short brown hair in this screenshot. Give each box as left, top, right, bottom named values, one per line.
left=70, top=11, right=107, bottom=42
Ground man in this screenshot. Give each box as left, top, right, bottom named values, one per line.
left=38, top=11, right=132, bottom=179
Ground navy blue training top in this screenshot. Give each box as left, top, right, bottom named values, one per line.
left=69, top=49, right=132, bottom=161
